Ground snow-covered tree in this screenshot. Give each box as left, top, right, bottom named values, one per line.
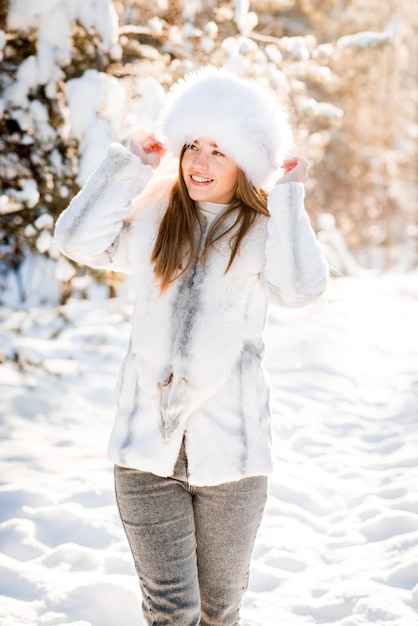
left=1, top=0, right=416, bottom=307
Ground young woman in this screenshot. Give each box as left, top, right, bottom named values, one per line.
left=54, top=66, right=328, bottom=626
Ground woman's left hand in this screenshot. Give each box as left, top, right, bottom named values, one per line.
left=128, top=129, right=166, bottom=169
left=277, top=155, right=309, bottom=184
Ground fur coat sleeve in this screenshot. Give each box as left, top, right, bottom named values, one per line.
left=53, top=143, right=154, bottom=273
left=54, top=142, right=327, bottom=308
left=265, top=181, right=328, bottom=307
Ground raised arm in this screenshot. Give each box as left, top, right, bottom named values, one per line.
left=264, top=156, right=328, bottom=307
left=54, top=143, right=154, bottom=273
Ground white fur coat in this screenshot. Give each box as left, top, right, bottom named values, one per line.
left=54, top=144, right=328, bottom=486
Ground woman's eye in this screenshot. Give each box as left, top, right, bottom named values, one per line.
left=213, top=150, right=224, bottom=157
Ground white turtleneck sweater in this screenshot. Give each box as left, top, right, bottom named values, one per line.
left=198, top=201, right=228, bottom=221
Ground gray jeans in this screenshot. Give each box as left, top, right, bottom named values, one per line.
left=114, top=441, right=267, bottom=626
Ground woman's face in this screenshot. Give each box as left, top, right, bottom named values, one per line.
left=181, top=137, right=239, bottom=204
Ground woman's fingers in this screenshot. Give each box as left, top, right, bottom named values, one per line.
left=278, top=155, right=310, bottom=184
left=128, top=129, right=166, bottom=169
left=281, top=155, right=309, bottom=172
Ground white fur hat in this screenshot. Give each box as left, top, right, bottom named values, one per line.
left=159, top=66, right=293, bottom=189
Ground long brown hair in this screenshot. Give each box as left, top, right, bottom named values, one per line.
left=151, top=145, right=269, bottom=292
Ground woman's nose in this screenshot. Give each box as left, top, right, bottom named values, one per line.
left=192, top=151, right=209, bottom=168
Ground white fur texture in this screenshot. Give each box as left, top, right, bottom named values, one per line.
left=54, top=144, right=328, bottom=487
left=159, top=66, right=293, bottom=189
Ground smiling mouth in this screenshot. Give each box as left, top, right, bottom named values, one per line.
left=191, top=175, right=213, bottom=183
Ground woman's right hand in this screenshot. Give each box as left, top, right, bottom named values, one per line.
left=277, top=155, right=309, bottom=184
left=128, top=129, right=166, bottom=169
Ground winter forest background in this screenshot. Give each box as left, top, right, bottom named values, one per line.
left=1, top=2, right=418, bottom=626
left=1, top=0, right=417, bottom=304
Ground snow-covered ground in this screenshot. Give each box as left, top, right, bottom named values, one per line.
left=1, top=271, right=417, bottom=626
